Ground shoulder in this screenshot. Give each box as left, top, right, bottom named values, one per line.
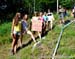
left=21, top=20, right=25, bottom=23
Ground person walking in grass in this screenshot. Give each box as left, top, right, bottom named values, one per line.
left=38, top=12, right=46, bottom=36
left=11, top=12, right=22, bottom=54
left=43, top=12, right=48, bottom=31
left=58, top=6, right=65, bottom=24
left=47, top=9, right=55, bottom=30
left=21, top=14, right=36, bottom=43
left=31, top=12, right=42, bottom=40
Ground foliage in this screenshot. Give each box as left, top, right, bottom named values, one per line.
left=59, top=0, right=75, bottom=8
left=0, top=22, right=12, bottom=45
left=0, top=0, right=75, bottom=23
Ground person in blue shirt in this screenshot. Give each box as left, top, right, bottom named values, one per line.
left=43, top=12, right=48, bottom=31
left=21, top=14, right=36, bottom=43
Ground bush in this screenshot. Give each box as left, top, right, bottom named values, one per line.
left=0, top=22, right=12, bottom=45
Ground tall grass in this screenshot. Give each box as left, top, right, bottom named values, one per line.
left=0, top=22, right=12, bottom=45
left=0, top=11, right=75, bottom=59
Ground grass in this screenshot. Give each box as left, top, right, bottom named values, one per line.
left=0, top=22, right=60, bottom=59
left=57, top=22, right=75, bottom=59
left=0, top=13, right=75, bottom=59
left=0, top=22, right=12, bottom=45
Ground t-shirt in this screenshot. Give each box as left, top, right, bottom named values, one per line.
left=21, top=20, right=28, bottom=31
left=39, top=16, right=44, bottom=22
left=14, top=21, right=21, bottom=32
left=43, top=15, right=48, bottom=21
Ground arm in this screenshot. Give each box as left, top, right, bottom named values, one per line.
left=52, top=15, right=55, bottom=21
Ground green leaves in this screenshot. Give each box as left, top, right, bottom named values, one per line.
left=60, top=0, right=74, bottom=8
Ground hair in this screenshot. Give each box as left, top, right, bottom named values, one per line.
left=13, top=12, right=21, bottom=26
left=33, top=11, right=38, bottom=16
left=23, top=14, right=28, bottom=21
left=39, top=12, right=43, bottom=16
left=44, top=12, right=47, bottom=16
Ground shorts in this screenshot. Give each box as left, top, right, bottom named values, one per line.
left=13, top=31, right=21, bottom=35
left=59, top=14, right=64, bottom=20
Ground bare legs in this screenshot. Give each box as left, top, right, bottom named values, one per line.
left=38, top=32, right=41, bottom=40
left=12, top=34, right=19, bottom=54
left=48, top=21, right=53, bottom=30
left=27, top=30, right=36, bottom=43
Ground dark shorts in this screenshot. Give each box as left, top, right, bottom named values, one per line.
left=59, top=15, right=64, bottom=20
left=59, top=13, right=64, bottom=20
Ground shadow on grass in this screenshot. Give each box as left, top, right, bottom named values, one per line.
left=16, top=23, right=56, bottom=53
left=41, top=24, right=56, bottom=37
left=16, top=38, right=33, bottom=53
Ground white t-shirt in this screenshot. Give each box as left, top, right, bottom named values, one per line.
left=47, top=13, right=54, bottom=21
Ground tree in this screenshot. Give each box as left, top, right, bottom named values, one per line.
left=59, top=0, right=75, bottom=8
left=0, top=0, right=75, bottom=23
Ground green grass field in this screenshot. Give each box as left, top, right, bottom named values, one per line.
left=0, top=13, right=75, bottom=59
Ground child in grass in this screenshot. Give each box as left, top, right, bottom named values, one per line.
left=43, top=12, right=48, bottom=35
left=31, top=12, right=42, bottom=40
left=43, top=12, right=48, bottom=25
left=47, top=9, right=55, bottom=30
left=21, top=14, right=36, bottom=43
left=38, top=12, right=46, bottom=36
left=58, top=6, right=65, bottom=24
left=11, top=12, right=22, bottom=54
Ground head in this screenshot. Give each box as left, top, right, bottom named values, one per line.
left=33, top=11, right=38, bottom=16
left=15, top=12, right=21, bottom=19
left=23, top=14, right=28, bottom=21
left=48, top=9, right=50, bottom=13
left=39, top=12, right=43, bottom=16
left=44, top=12, right=47, bottom=15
